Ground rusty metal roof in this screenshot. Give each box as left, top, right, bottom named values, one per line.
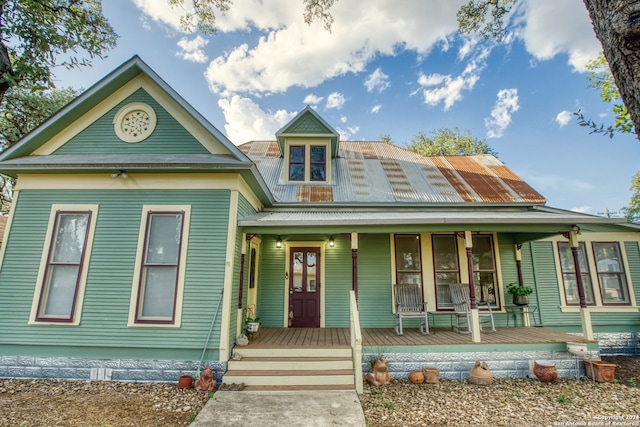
left=238, top=140, right=546, bottom=205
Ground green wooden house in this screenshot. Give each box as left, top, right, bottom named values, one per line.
left=0, top=56, right=638, bottom=390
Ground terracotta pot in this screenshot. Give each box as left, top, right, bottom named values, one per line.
left=408, top=370, right=424, bottom=384
left=178, top=375, right=193, bottom=389
left=584, top=360, right=616, bottom=383
left=533, top=361, right=558, bottom=383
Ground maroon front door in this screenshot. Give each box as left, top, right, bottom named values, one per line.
left=289, top=247, right=320, bottom=328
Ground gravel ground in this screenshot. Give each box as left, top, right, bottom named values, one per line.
left=1, top=356, right=638, bottom=427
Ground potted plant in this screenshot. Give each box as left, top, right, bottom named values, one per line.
left=245, top=316, right=261, bottom=334
left=506, top=283, right=533, bottom=305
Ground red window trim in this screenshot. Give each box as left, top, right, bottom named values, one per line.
left=134, top=210, right=185, bottom=325
left=35, top=210, right=92, bottom=323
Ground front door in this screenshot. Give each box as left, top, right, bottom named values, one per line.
left=289, top=247, right=320, bottom=327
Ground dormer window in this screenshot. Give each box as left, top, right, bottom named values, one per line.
left=286, top=141, right=329, bottom=183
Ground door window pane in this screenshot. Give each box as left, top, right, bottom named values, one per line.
left=292, top=251, right=303, bottom=292
left=307, top=252, right=317, bottom=292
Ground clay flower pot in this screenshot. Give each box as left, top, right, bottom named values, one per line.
left=408, top=370, right=425, bottom=384
left=178, top=375, right=193, bottom=389
left=533, top=361, right=558, bottom=383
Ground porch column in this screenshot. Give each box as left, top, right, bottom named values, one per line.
left=351, top=232, right=358, bottom=302
left=464, top=230, right=481, bottom=343
left=569, top=227, right=594, bottom=340
left=515, top=243, right=524, bottom=286
left=236, top=234, right=248, bottom=338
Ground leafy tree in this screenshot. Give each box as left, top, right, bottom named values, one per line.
left=0, top=1, right=117, bottom=103
left=627, top=172, right=640, bottom=223
left=406, top=127, right=498, bottom=157
left=457, top=1, right=640, bottom=142
left=0, top=87, right=79, bottom=213
left=575, top=52, right=634, bottom=138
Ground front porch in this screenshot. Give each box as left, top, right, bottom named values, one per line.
left=242, top=326, right=590, bottom=348
left=227, top=326, right=596, bottom=391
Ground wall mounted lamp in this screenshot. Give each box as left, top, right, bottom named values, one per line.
left=329, top=235, right=335, bottom=248
left=276, top=235, right=282, bottom=249
left=111, top=169, right=128, bottom=179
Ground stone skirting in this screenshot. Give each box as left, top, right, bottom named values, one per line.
left=594, top=332, right=640, bottom=355
left=361, top=349, right=590, bottom=381
left=0, top=356, right=226, bottom=384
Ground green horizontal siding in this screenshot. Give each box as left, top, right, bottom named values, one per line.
left=0, top=189, right=231, bottom=360
left=54, top=89, right=210, bottom=155
left=358, top=234, right=395, bottom=328
left=323, top=235, right=351, bottom=327
left=256, top=235, right=286, bottom=327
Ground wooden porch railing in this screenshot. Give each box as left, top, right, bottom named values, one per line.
left=349, top=290, right=363, bottom=393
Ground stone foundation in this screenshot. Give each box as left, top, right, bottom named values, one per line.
left=0, top=356, right=226, bottom=384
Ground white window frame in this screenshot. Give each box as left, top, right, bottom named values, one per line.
left=128, top=205, right=191, bottom=327
left=29, top=204, right=99, bottom=325
left=548, top=233, right=638, bottom=313
left=284, top=138, right=331, bottom=183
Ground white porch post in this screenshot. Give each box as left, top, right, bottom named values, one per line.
left=570, top=228, right=594, bottom=340
left=236, top=234, right=248, bottom=339
left=464, top=230, right=481, bottom=343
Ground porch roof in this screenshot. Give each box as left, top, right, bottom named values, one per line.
left=238, top=205, right=632, bottom=229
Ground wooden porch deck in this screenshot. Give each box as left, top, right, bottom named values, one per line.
left=245, top=327, right=587, bottom=348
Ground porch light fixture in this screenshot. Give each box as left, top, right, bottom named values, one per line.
left=329, top=235, right=334, bottom=247
left=276, top=235, right=282, bottom=249
left=111, top=169, right=128, bottom=179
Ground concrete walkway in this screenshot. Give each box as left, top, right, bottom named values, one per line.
left=191, top=390, right=366, bottom=427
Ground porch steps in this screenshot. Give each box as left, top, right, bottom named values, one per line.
left=223, top=346, right=356, bottom=390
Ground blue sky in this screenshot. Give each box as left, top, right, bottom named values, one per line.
left=52, top=0, right=640, bottom=216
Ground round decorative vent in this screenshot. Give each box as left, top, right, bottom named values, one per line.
left=113, top=102, right=156, bottom=143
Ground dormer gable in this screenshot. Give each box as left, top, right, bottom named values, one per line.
left=275, top=106, right=339, bottom=184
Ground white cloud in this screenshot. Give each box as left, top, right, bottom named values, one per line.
left=176, top=36, right=209, bottom=63
left=418, top=47, right=490, bottom=110
left=217, top=96, right=296, bottom=144
left=326, top=92, right=346, bottom=110
left=303, top=94, right=324, bottom=106
left=485, top=88, right=520, bottom=138
left=520, top=0, right=601, bottom=71
left=133, top=0, right=186, bottom=31
left=201, top=1, right=462, bottom=96
left=365, top=68, right=390, bottom=93
left=571, top=205, right=592, bottom=214
left=337, top=125, right=360, bottom=140
left=340, top=116, right=348, bottom=123
left=555, top=110, right=573, bottom=127
left=371, top=104, right=382, bottom=113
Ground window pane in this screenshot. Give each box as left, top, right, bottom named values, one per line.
left=146, top=214, right=182, bottom=264
left=310, top=164, right=325, bottom=181
left=557, top=242, right=595, bottom=305
left=395, top=235, right=421, bottom=272
left=141, top=267, right=178, bottom=317
left=593, top=242, right=629, bottom=304
left=433, top=235, right=460, bottom=309
left=472, top=235, right=497, bottom=306
left=290, top=146, right=305, bottom=162
left=289, top=164, right=305, bottom=181
left=311, top=146, right=325, bottom=162
left=43, top=265, right=80, bottom=317
left=52, top=214, right=89, bottom=263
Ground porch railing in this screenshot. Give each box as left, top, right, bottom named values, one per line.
left=349, top=290, right=363, bottom=393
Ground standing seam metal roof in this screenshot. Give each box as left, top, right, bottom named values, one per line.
left=238, top=140, right=546, bottom=205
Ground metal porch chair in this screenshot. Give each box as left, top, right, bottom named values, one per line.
left=448, top=283, right=496, bottom=334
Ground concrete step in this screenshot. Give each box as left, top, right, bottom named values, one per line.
left=228, top=356, right=353, bottom=371
left=232, top=346, right=351, bottom=358
left=223, top=369, right=355, bottom=386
